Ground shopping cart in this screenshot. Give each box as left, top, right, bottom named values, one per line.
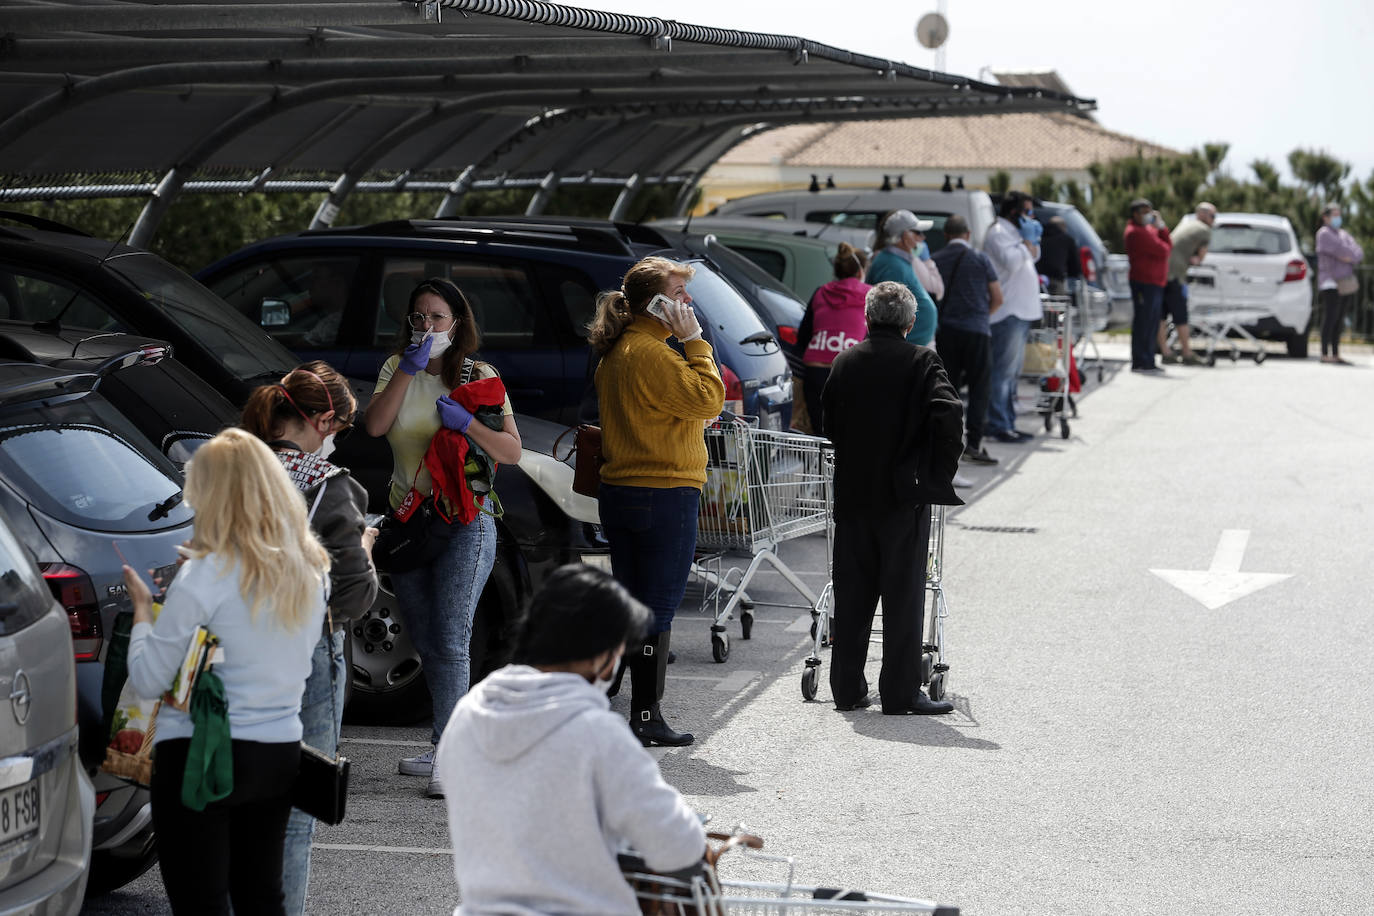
left=696, top=416, right=831, bottom=663
left=1023, top=293, right=1074, bottom=439
left=622, top=827, right=959, bottom=915
left=801, top=501, right=951, bottom=707
left=1180, top=264, right=1268, bottom=365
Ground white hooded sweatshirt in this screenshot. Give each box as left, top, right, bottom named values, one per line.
left=436, top=665, right=705, bottom=916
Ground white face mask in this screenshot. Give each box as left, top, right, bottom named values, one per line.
left=409, top=327, right=454, bottom=360
left=313, top=431, right=336, bottom=461
left=592, top=652, right=622, bottom=694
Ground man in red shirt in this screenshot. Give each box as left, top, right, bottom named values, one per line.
left=1123, top=198, right=1173, bottom=373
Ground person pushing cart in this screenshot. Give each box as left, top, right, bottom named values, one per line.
left=820, top=281, right=964, bottom=716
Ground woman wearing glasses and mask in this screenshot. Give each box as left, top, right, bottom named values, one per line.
left=366, top=278, right=521, bottom=798
left=240, top=361, right=379, bottom=916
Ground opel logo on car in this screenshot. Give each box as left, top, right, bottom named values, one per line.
left=9, top=671, right=31, bottom=725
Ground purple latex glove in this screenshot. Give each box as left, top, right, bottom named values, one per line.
left=436, top=395, right=473, bottom=433
left=398, top=335, right=433, bottom=376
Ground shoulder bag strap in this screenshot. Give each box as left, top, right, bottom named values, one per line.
left=307, top=479, right=328, bottom=523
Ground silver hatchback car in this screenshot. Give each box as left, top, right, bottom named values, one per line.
left=0, top=510, right=94, bottom=913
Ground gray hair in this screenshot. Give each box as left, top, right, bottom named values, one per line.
left=865, top=281, right=917, bottom=331
left=1322, top=201, right=1341, bottom=217
left=1195, top=201, right=1217, bottom=219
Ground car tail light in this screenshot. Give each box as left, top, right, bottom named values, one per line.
left=721, top=364, right=744, bottom=415
left=776, top=325, right=798, bottom=346
left=1283, top=259, right=1308, bottom=282
left=41, top=563, right=102, bottom=662
left=1080, top=246, right=1098, bottom=284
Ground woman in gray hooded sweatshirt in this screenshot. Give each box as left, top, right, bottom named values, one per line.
left=436, top=565, right=705, bottom=915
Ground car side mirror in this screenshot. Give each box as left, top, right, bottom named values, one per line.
left=260, top=298, right=290, bottom=327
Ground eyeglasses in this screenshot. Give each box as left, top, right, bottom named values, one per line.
left=407, top=312, right=453, bottom=330
left=328, top=413, right=355, bottom=441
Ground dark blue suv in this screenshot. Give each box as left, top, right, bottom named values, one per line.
left=196, top=218, right=793, bottom=430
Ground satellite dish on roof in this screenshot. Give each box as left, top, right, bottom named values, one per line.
left=916, top=12, right=949, bottom=50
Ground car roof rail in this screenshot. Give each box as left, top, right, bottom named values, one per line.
left=0, top=210, right=94, bottom=239
left=311, top=217, right=636, bottom=256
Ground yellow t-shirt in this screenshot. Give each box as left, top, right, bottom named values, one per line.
left=374, top=356, right=513, bottom=510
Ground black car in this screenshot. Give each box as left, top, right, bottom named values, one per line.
left=0, top=218, right=607, bottom=722
left=196, top=216, right=793, bottom=430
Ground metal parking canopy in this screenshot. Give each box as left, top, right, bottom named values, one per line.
left=0, top=0, right=1095, bottom=245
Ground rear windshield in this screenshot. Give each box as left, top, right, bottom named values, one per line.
left=683, top=262, right=778, bottom=355
left=0, top=393, right=190, bottom=532
left=1209, top=225, right=1291, bottom=255
left=105, top=253, right=297, bottom=383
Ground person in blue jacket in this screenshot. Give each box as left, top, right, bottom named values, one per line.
left=866, top=209, right=938, bottom=346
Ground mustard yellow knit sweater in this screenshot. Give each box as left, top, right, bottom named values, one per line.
left=596, top=317, right=726, bottom=489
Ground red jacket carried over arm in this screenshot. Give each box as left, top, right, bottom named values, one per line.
left=1124, top=223, right=1172, bottom=286
left=424, top=376, right=508, bottom=526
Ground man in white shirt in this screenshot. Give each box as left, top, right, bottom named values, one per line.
left=983, top=191, right=1043, bottom=443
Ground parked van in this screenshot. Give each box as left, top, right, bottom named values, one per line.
left=711, top=187, right=998, bottom=252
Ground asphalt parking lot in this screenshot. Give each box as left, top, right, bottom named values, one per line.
left=83, top=342, right=1374, bottom=916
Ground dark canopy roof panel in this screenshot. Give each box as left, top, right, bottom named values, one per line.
left=0, top=0, right=1095, bottom=242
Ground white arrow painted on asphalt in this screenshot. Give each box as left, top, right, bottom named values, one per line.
left=1150, top=529, right=1292, bottom=610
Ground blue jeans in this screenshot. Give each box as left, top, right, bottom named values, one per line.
left=598, top=484, right=700, bottom=636
left=1130, top=281, right=1164, bottom=369
left=281, top=628, right=346, bottom=916
left=986, top=315, right=1030, bottom=435
left=390, top=511, right=497, bottom=745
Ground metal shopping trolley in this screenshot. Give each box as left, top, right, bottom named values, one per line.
left=801, top=498, right=952, bottom=706
left=1024, top=293, right=1075, bottom=439
left=696, top=416, right=832, bottom=663
left=1181, top=264, right=1269, bottom=365
left=622, top=827, right=959, bottom=915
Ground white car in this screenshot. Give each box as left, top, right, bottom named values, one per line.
left=1185, top=213, right=1313, bottom=358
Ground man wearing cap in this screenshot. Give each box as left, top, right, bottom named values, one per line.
left=866, top=210, right=939, bottom=346
left=1123, top=198, right=1173, bottom=373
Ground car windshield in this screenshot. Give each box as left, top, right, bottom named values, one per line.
left=1210, top=225, right=1290, bottom=255
left=683, top=262, right=778, bottom=353
left=104, top=252, right=296, bottom=381
left=0, top=393, right=191, bottom=532
left=809, top=210, right=952, bottom=252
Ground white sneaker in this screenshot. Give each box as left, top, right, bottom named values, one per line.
left=952, top=472, right=974, bottom=488
left=398, top=747, right=435, bottom=776
left=426, top=772, right=445, bottom=799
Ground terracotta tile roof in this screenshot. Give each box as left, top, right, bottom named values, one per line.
left=716, top=112, right=1180, bottom=171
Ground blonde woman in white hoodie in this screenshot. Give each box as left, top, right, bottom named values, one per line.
left=437, top=565, right=705, bottom=916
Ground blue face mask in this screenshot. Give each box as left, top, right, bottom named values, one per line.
left=915, top=241, right=930, bottom=260
left=1331, top=215, right=1343, bottom=229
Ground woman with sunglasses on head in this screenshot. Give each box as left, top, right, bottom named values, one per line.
left=366, top=278, right=521, bottom=798
left=240, top=360, right=379, bottom=916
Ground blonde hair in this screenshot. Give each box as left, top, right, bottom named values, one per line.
left=587, top=256, right=696, bottom=355
left=182, top=428, right=331, bottom=631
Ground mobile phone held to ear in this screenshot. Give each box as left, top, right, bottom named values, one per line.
left=645, top=294, right=676, bottom=323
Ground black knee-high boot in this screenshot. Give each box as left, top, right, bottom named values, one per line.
left=629, top=631, right=693, bottom=747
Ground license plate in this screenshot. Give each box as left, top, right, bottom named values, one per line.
left=0, top=780, right=40, bottom=851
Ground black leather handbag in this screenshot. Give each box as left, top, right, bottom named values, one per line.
left=292, top=742, right=350, bottom=826
left=371, top=491, right=455, bottom=574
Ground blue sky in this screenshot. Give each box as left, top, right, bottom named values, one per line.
left=572, top=0, right=1373, bottom=189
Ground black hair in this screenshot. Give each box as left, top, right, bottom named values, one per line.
left=998, top=191, right=1029, bottom=222
left=513, top=565, right=651, bottom=665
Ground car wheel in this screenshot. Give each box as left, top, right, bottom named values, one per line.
left=1285, top=331, right=1309, bottom=359
left=85, top=848, right=159, bottom=897
left=344, top=576, right=431, bottom=725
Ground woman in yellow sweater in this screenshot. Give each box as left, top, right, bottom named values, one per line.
left=590, top=256, right=726, bottom=746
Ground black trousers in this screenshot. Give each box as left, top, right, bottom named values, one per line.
left=802, top=364, right=832, bottom=434
left=935, top=326, right=992, bottom=449
left=151, top=738, right=300, bottom=916
left=829, top=505, right=931, bottom=712
left=1319, top=287, right=1352, bottom=356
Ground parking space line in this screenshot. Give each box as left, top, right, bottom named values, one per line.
left=338, top=737, right=433, bottom=748
left=314, top=843, right=453, bottom=855
left=785, top=613, right=814, bottom=633
left=666, top=674, right=720, bottom=682
left=712, top=670, right=760, bottom=692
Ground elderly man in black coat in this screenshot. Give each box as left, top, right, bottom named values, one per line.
left=821, top=281, right=965, bottom=715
